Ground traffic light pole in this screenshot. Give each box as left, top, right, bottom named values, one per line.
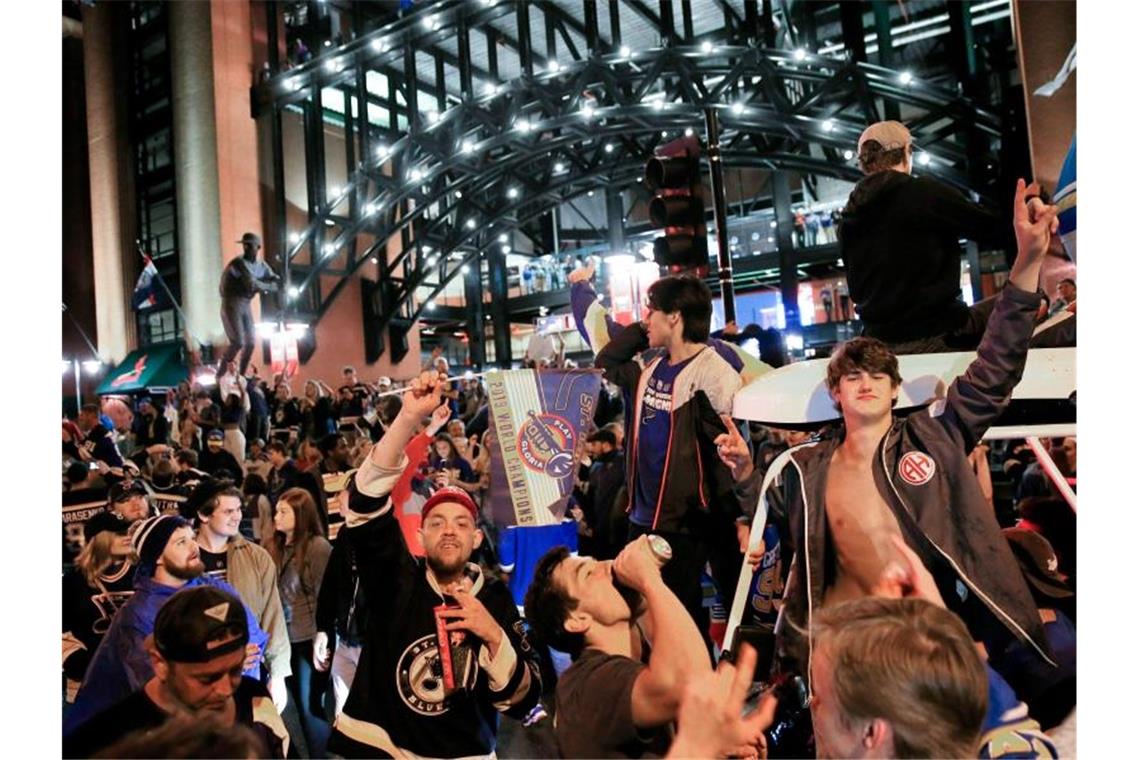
left=703, top=107, right=736, bottom=324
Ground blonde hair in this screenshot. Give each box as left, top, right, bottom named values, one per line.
left=812, top=598, right=987, bottom=759
left=76, top=531, right=122, bottom=587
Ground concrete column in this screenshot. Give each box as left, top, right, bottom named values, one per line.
left=82, top=3, right=133, bottom=362
left=169, top=2, right=225, bottom=346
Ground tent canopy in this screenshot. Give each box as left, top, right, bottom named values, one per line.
left=95, top=344, right=188, bottom=395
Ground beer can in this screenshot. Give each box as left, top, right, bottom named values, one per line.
left=646, top=534, right=673, bottom=566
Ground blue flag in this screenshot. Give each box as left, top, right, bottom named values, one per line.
left=484, top=368, right=602, bottom=527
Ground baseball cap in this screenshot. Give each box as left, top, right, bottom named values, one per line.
left=109, top=480, right=147, bottom=504
left=421, top=486, right=479, bottom=523
left=1002, top=527, right=1073, bottom=599
left=84, top=510, right=133, bottom=542
left=377, top=375, right=393, bottom=388
left=153, top=586, right=250, bottom=664
left=237, top=232, right=261, bottom=247
left=857, top=120, right=911, bottom=152
left=207, top=429, right=225, bottom=441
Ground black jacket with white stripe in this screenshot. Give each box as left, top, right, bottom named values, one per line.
left=327, top=457, right=542, bottom=759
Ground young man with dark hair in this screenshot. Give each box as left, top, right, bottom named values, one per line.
left=595, top=274, right=751, bottom=648
left=523, top=537, right=724, bottom=758
left=174, top=448, right=208, bottom=488
left=326, top=371, right=542, bottom=758
left=65, top=515, right=270, bottom=735
left=721, top=180, right=1061, bottom=688
left=77, top=403, right=127, bottom=479
left=267, top=439, right=329, bottom=534
left=840, top=121, right=1021, bottom=353
left=190, top=479, right=291, bottom=711
left=64, top=586, right=290, bottom=759
left=199, top=428, right=244, bottom=483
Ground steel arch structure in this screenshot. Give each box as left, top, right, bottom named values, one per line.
left=255, top=0, right=1006, bottom=336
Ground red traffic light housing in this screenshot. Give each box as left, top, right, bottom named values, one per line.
left=645, top=136, right=708, bottom=274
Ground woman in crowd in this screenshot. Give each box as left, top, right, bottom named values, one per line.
left=62, top=520, right=136, bottom=706
left=428, top=433, right=481, bottom=496
left=267, top=488, right=333, bottom=757
left=299, top=379, right=337, bottom=442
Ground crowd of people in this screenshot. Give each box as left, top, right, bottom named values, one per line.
left=60, top=120, right=1076, bottom=758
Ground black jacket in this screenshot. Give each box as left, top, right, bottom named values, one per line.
left=328, top=458, right=542, bottom=758
left=839, top=171, right=1015, bottom=342
left=748, top=286, right=1055, bottom=692
left=596, top=323, right=745, bottom=534
left=315, top=529, right=369, bottom=647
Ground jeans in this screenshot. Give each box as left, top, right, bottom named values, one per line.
left=288, top=639, right=331, bottom=758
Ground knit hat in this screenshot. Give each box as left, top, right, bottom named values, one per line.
left=154, top=586, right=249, bottom=664
left=131, top=515, right=190, bottom=571
left=857, top=120, right=911, bottom=152
left=421, top=486, right=479, bottom=522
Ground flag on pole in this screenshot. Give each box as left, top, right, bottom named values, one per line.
left=131, top=256, right=170, bottom=311
left=484, top=368, right=602, bottom=527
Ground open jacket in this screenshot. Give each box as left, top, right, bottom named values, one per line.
left=225, top=534, right=292, bottom=680
left=596, top=321, right=745, bottom=534
left=327, top=456, right=542, bottom=758
left=747, top=285, right=1055, bottom=694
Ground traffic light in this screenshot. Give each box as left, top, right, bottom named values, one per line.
left=645, top=135, right=709, bottom=273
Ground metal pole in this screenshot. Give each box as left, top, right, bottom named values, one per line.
left=703, top=107, right=736, bottom=324
left=1025, top=436, right=1077, bottom=514
left=74, top=359, right=82, bottom=417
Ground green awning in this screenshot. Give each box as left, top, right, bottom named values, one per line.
left=95, top=344, right=188, bottom=395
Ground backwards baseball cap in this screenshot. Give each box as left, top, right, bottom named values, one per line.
left=1002, top=527, right=1073, bottom=600
left=237, top=232, right=262, bottom=247
left=84, top=510, right=133, bottom=542
left=421, top=486, right=479, bottom=523
left=857, top=120, right=911, bottom=153
left=153, top=586, right=249, bottom=664
left=109, top=479, right=147, bottom=504
left=132, top=514, right=191, bottom=571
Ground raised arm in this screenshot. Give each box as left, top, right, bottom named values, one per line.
left=617, top=536, right=711, bottom=728
left=595, top=321, right=649, bottom=392
left=935, top=179, right=1058, bottom=452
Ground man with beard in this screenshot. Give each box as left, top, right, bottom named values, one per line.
left=326, top=371, right=542, bottom=758
left=65, top=515, right=270, bottom=736
left=218, top=232, right=280, bottom=374
left=65, top=586, right=290, bottom=759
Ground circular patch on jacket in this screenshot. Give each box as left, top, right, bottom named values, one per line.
left=898, top=451, right=936, bottom=486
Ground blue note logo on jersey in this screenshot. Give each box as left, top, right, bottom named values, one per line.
left=517, top=411, right=577, bottom=478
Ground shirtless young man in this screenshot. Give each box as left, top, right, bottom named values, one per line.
left=719, top=179, right=1061, bottom=685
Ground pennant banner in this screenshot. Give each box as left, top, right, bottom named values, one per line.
left=485, top=369, right=602, bottom=527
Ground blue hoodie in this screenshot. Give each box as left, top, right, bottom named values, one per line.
left=63, top=574, right=269, bottom=736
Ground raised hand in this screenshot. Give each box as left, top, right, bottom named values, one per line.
left=714, top=414, right=754, bottom=483
left=426, top=403, right=452, bottom=435
left=1008, top=179, right=1059, bottom=292
left=567, top=258, right=596, bottom=285
left=400, top=370, right=448, bottom=420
